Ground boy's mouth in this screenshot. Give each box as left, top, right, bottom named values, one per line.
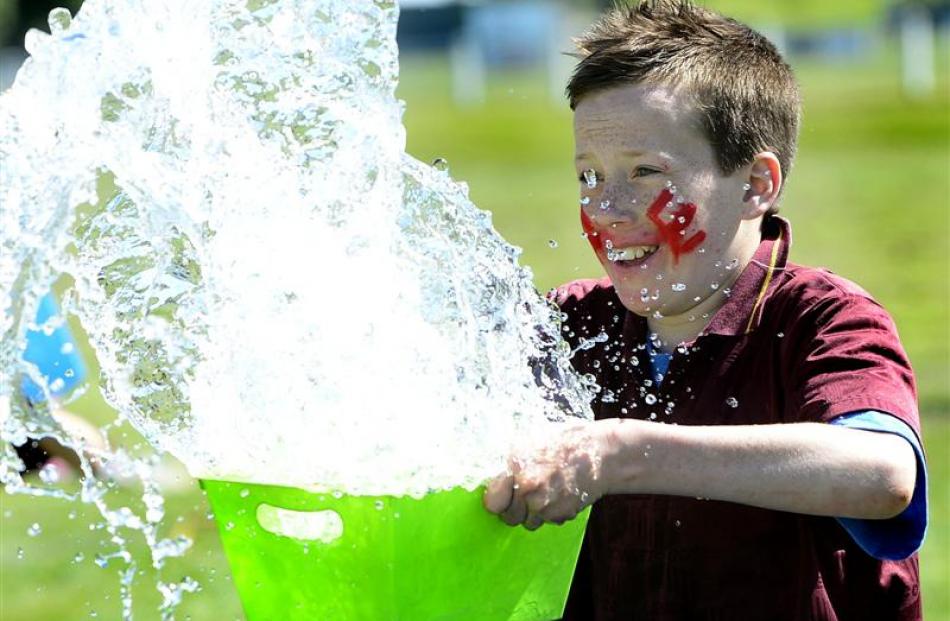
left=607, top=245, right=660, bottom=264
left=606, top=243, right=660, bottom=267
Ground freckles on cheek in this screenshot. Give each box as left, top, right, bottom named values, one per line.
left=646, top=189, right=706, bottom=264
left=580, top=209, right=605, bottom=256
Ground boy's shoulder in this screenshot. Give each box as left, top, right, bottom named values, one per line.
left=548, top=276, right=615, bottom=308
left=552, top=261, right=897, bottom=336
left=767, top=261, right=894, bottom=327
left=777, top=262, right=876, bottom=304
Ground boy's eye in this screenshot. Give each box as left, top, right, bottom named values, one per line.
left=632, top=166, right=661, bottom=178
left=580, top=169, right=600, bottom=189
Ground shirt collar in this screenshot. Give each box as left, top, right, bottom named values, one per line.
left=701, top=215, right=792, bottom=337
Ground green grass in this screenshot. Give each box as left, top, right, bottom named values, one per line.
left=702, top=0, right=887, bottom=27
left=3, top=41, right=949, bottom=620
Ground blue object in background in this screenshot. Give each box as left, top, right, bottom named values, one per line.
left=20, top=293, right=87, bottom=404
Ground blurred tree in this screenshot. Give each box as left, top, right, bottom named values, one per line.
left=0, top=0, right=16, bottom=45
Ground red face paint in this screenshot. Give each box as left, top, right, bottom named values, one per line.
left=646, top=189, right=706, bottom=264
left=580, top=209, right=605, bottom=255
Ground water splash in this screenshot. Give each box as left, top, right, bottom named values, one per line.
left=2, top=0, right=593, bottom=614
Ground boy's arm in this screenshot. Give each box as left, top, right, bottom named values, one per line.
left=484, top=418, right=916, bottom=530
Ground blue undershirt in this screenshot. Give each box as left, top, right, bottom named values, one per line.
left=646, top=341, right=927, bottom=561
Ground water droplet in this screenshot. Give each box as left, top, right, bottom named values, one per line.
left=374, top=500, right=384, bottom=510
left=48, top=7, right=73, bottom=34
left=599, top=200, right=610, bottom=211
left=431, top=157, right=449, bottom=172
left=742, top=183, right=751, bottom=192
left=547, top=239, right=558, bottom=249
left=777, top=332, right=784, bottom=338
left=16, top=547, right=24, bottom=560
left=644, top=394, right=657, bottom=405
left=640, top=288, right=650, bottom=302
left=27, top=523, right=42, bottom=537
left=583, top=169, right=598, bottom=189
left=710, top=282, right=720, bottom=290
left=64, top=368, right=75, bottom=378
left=649, top=412, right=657, bottom=420
left=671, top=283, right=686, bottom=292
left=225, top=521, right=235, bottom=531
left=580, top=196, right=591, bottom=206
left=725, top=397, right=739, bottom=408
left=675, top=519, right=682, bottom=527
left=38, top=462, right=61, bottom=484
left=49, top=378, right=65, bottom=392
left=239, top=488, right=250, bottom=498
left=60, top=342, right=75, bottom=354
left=677, top=216, right=686, bottom=224
left=725, top=258, right=739, bottom=270
left=94, top=555, right=108, bottom=568
left=74, top=552, right=85, bottom=563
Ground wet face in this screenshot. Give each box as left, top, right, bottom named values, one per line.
left=573, top=83, right=775, bottom=323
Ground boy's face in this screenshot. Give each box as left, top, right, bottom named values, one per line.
left=573, top=83, right=764, bottom=321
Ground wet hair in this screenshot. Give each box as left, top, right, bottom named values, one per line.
left=567, top=0, right=801, bottom=214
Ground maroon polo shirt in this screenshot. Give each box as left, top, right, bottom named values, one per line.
left=556, top=216, right=921, bottom=621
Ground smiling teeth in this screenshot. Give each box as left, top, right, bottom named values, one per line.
left=610, top=245, right=659, bottom=261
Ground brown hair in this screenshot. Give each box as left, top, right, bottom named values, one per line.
left=567, top=0, right=801, bottom=213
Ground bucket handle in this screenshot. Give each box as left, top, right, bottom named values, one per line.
left=255, top=503, right=345, bottom=544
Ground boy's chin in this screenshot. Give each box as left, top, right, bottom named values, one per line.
left=615, top=295, right=658, bottom=318
left=616, top=291, right=693, bottom=320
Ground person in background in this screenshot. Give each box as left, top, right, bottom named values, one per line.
left=13, top=291, right=104, bottom=479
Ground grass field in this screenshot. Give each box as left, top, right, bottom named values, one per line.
left=2, top=35, right=948, bottom=621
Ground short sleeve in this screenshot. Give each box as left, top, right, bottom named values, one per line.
left=786, top=292, right=918, bottom=432
left=831, top=411, right=928, bottom=560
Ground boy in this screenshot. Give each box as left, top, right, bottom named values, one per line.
left=483, top=2, right=928, bottom=619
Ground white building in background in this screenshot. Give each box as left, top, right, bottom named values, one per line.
left=899, top=4, right=937, bottom=97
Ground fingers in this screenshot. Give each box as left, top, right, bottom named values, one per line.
left=524, top=513, right=545, bottom=531
left=484, top=451, right=593, bottom=530
left=501, top=487, right=530, bottom=527
left=494, top=480, right=586, bottom=529
left=483, top=473, right=515, bottom=514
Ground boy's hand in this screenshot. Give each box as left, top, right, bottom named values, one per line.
left=483, top=422, right=614, bottom=530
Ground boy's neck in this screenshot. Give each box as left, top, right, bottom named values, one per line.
left=646, top=239, right=759, bottom=353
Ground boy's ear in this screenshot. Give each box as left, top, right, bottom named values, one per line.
left=741, top=152, right=783, bottom=219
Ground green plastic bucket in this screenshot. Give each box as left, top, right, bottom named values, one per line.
left=201, top=480, right=589, bottom=621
